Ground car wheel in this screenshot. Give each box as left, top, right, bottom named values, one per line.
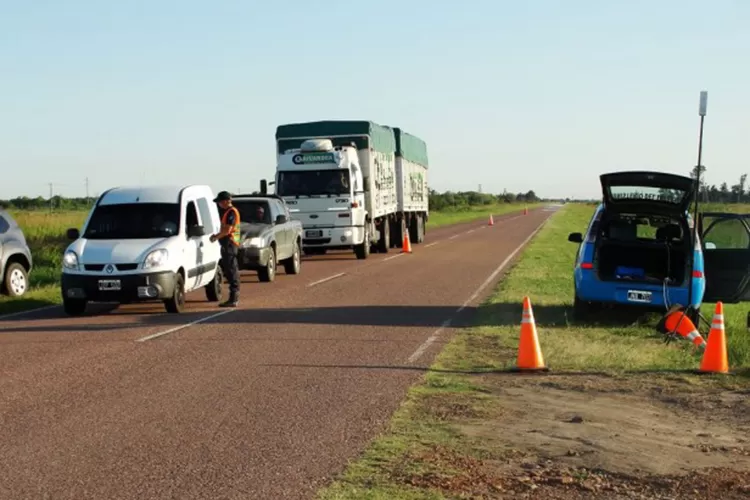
left=204, top=265, right=223, bottom=302
left=3, top=262, right=28, bottom=297
left=355, top=226, right=370, bottom=260
left=283, top=240, right=301, bottom=275
left=258, top=246, right=276, bottom=282
left=63, top=297, right=87, bottom=316
left=164, top=273, right=186, bottom=313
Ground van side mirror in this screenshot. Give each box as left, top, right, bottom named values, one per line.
left=275, top=214, right=287, bottom=225
left=188, top=225, right=205, bottom=238
left=66, top=228, right=80, bottom=240
left=568, top=232, right=583, bottom=243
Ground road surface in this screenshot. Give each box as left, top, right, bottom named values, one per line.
left=0, top=207, right=556, bottom=500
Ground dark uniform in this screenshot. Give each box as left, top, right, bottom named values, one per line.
left=212, top=191, right=241, bottom=307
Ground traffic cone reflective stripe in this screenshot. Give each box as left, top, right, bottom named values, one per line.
left=699, top=302, right=729, bottom=374
left=514, top=297, right=547, bottom=371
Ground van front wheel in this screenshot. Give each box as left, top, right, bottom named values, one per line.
left=164, top=273, right=186, bottom=313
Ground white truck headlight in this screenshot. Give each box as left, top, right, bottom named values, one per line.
left=243, top=237, right=264, bottom=248
left=62, top=251, right=79, bottom=270
left=143, top=249, right=169, bottom=269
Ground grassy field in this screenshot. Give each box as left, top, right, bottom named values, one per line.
left=317, top=203, right=750, bottom=500
left=0, top=204, right=535, bottom=315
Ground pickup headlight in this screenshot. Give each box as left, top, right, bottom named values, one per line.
left=143, top=249, right=169, bottom=269
left=242, top=237, right=264, bottom=248
left=62, top=251, right=79, bottom=270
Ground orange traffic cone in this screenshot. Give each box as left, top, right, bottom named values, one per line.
left=401, top=229, right=412, bottom=254
left=488, top=214, right=494, bottom=226
left=524, top=206, right=528, bottom=215
left=512, top=297, right=548, bottom=371
left=699, top=302, right=729, bottom=374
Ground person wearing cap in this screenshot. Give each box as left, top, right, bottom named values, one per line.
left=210, top=191, right=241, bottom=307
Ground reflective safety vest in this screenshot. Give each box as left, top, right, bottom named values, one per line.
left=221, top=206, right=241, bottom=246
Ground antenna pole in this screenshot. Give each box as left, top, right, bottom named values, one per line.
left=688, top=91, right=708, bottom=314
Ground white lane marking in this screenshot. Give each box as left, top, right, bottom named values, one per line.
left=0, top=304, right=60, bottom=321
left=384, top=253, right=405, bottom=261
left=466, top=229, right=475, bottom=234
left=135, top=309, right=235, bottom=342
left=425, top=242, right=439, bottom=248
left=407, top=216, right=550, bottom=364
left=307, top=272, right=346, bottom=287
left=448, top=234, right=459, bottom=240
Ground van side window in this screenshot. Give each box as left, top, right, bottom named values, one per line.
left=196, top=197, right=215, bottom=233
left=186, top=201, right=200, bottom=229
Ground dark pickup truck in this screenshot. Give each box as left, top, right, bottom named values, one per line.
left=231, top=194, right=303, bottom=282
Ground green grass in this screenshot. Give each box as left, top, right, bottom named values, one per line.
left=0, top=204, right=536, bottom=315
left=316, top=203, right=750, bottom=500
left=426, top=203, right=540, bottom=228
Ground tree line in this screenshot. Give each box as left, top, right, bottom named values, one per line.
left=690, top=166, right=750, bottom=204
left=0, top=191, right=542, bottom=212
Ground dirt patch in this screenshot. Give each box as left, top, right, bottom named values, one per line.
left=418, top=392, right=489, bottom=421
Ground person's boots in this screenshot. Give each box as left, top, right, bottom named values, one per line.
left=220, top=292, right=239, bottom=308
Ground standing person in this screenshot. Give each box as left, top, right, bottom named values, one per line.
left=210, top=191, right=241, bottom=307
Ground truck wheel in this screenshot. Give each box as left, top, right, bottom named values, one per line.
left=164, top=273, right=186, bottom=313
left=409, top=216, right=419, bottom=245
left=355, top=226, right=370, bottom=260
left=2, top=262, right=29, bottom=297
left=416, top=215, right=425, bottom=244
left=63, top=297, right=87, bottom=316
left=283, top=239, right=301, bottom=275
left=377, top=218, right=390, bottom=253
left=204, top=265, right=223, bottom=302
left=258, top=246, right=277, bottom=282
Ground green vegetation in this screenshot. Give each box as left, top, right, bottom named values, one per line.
left=317, top=203, right=750, bottom=500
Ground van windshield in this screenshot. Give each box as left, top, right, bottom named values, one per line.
left=83, top=203, right=181, bottom=239
left=277, top=170, right=351, bottom=196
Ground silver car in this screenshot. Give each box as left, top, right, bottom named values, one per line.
left=0, top=209, right=33, bottom=297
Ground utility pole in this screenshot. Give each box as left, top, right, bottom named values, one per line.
left=478, top=184, right=482, bottom=193
left=85, top=177, right=90, bottom=200
left=48, top=183, right=53, bottom=213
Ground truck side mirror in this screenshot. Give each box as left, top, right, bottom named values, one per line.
left=275, top=214, right=287, bottom=225
left=260, top=179, right=268, bottom=194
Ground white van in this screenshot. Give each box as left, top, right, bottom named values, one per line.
left=61, top=185, right=224, bottom=315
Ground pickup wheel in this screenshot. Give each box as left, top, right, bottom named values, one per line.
left=283, top=239, right=301, bottom=275
left=354, top=226, right=370, bottom=260
left=63, top=298, right=87, bottom=316
left=2, top=262, right=28, bottom=297
left=164, top=273, right=186, bottom=313
left=258, top=246, right=277, bottom=282
left=204, top=265, right=223, bottom=302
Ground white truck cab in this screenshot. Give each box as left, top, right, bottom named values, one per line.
left=275, top=139, right=371, bottom=258
left=60, top=185, right=224, bottom=315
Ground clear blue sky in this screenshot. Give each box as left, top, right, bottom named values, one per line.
left=1, top=0, right=748, bottom=200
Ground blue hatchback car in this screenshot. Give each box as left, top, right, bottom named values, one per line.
left=568, top=171, right=713, bottom=320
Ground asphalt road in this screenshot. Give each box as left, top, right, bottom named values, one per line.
left=0, top=206, right=557, bottom=500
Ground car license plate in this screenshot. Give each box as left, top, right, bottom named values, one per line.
left=627, top=290, right=652, bottom=303
left=306, top=230, right=323, bottom=238
left=98, top=279, right=121, bottom=291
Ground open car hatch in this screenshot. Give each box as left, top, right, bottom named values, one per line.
left=699, top=212, right=750, bottom=303
left=600, top=171, right=695, bottom=215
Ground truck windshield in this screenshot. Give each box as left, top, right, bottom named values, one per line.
left=277, top=170, right=350, bottom=196
left=83, top=203, right=181, bottom=239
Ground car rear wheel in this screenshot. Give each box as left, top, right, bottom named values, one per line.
left=205, top=265, right=223, bottom=302
left=283, top=240, right=301, bottom=275
left=3, top=262, right=28, bottom=297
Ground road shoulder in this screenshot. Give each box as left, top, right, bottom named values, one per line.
left=316, top=204, right=750, bottom=500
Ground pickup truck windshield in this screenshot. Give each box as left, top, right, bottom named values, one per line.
left=234, top=200, right=272, bottom=224
left=277, top=170, right=350, bottom=196
left=83, top=203, right=181, bottom=239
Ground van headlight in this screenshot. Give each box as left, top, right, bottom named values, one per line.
left=62, top=251, right=79, bottom=270
left=242, top=237, right=264, bottom=248
left=143, top=249, right=169, bottom=269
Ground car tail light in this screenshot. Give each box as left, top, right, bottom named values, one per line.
left=581, top=262, right=594, bottom=270
left=692, top=270, right=703, bottom=278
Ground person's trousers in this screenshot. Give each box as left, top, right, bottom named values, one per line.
left=220, top=244, right=240, bottom=298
